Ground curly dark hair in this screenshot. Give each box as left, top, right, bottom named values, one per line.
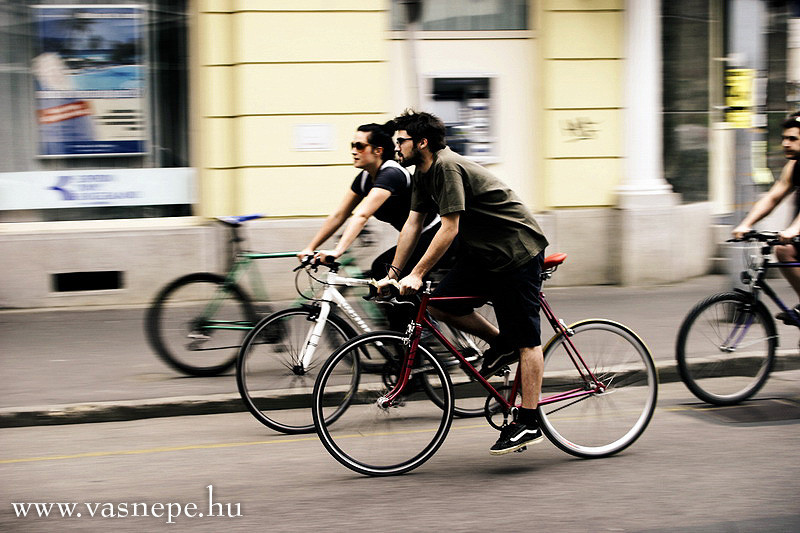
left=782, top=111, right=800, bottom=130
left=392, top=109, right=447, bottom=152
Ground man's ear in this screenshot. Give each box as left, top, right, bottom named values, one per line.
left=417, top=137, right=429, bottom=151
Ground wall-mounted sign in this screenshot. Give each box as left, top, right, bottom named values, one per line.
left=0, top=168, right=195, bottom=210
left=725, top=68, right=754, bottom=129
left=293, top=124, right=335, bottom=151
left=32, top=5, right=147, bottom=157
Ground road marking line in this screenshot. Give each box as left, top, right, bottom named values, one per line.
left=3, top=405, right=693, bottom=465
left=0, top=436, right=320, bottom=464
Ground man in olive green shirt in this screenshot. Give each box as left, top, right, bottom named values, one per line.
left=379, top=110, right=549, bottom=455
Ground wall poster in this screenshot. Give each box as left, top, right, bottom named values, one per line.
left=31, top=5, right=147, bottom=157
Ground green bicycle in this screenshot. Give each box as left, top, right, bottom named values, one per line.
left=145, top=214, right=381, bottom=377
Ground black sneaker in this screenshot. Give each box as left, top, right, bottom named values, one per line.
left=775, top=304, right=800, bottom=326
left=479, top=346, right=519, bottom=377
left=489, top=422, right=544, bottom=456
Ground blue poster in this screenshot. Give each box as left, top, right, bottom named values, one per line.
left=32, top=5, right=147, bottom=157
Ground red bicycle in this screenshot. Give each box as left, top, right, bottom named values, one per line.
left=311, top=253, right=659, bottom=476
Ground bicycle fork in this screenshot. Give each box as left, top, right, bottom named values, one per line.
left=297, top=297, right=334, bottom=373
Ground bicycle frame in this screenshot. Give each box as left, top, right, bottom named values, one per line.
left=379, top=287, right=606, bottom=416
left=199, top=251, right=298, bottom=333
left=296, top=267, right=376, bottom=369
left=751, top=259, right=800, bottom=328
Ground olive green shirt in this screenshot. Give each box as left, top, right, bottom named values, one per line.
left=411, top=146, right=548, bottom=272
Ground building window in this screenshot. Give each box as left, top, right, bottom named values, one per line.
left=424, top=76, right=496, bottom=162
left=0, top=0, right=190, bottom=222
left=661, top=0, right=715, bottom=203
left=391, top=0, right=528, bottom=31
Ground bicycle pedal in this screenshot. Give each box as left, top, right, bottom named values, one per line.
left=514, top=446, right=527, bottom=453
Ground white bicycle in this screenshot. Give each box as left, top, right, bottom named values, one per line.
left=236, top=259, right=491, bottom=434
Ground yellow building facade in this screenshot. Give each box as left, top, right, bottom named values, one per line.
left=193, top=0, right=627, bottom=216
left=0, top=0, right=713, bottom=308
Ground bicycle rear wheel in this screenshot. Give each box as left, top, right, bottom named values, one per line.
left=676, top=292, right=776, bottom=405
left=313, top=332, right=453, bottom=476
left=539, top=319, right=657, bottom=458
left=145, top=273, right=255, bottom=376
left=237, top=307, right=357, bottom=434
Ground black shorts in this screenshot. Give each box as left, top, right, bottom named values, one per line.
left=429, top=252, right=545, bottom=348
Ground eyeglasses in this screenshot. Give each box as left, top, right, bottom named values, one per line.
left=395, top=136, right=414, bottom=146
left=350, top=142, right=373, bottom=151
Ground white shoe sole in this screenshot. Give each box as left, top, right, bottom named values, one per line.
left=489, top=435, right=544, bottom=456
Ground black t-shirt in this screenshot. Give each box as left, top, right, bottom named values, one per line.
left=351, top=160, right=436, bottom=232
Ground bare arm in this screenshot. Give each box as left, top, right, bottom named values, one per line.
left=298, top=191, right=361, bottom=260
left=321, top=187, right=391, bottom=260
left=733, top=161, right=796, bottom=238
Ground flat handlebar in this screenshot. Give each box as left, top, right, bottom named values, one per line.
left=728, top=230, right=800, bottom=245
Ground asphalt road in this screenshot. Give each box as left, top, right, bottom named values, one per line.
left=2, top=377, right=799, bottom=532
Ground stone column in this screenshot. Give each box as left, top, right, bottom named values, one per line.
left=617, top=0, right=676, bottom=209
left=614, top=0, right=711, bottom=285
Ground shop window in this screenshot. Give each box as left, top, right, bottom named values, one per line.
left=0, top=0, right=190, bottom=222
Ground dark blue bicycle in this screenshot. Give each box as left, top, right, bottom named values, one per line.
left=676, top=230, right=800, bottom=405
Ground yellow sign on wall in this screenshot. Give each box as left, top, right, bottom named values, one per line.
left=725, top=68, right=754, bottom=128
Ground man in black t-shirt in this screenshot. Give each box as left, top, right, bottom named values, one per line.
left=733, top=112, right=800, bottom=321
left=378, top=110, right=549, bottom=455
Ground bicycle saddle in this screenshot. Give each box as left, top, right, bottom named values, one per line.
left=215, top=214, right=265, bottom=227
left=544, top=252, right=567, bottom=269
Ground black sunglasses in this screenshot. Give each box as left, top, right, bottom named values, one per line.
left=350, top=142, right=373, bottom=151
left=395, top=136, right=414, bottom=146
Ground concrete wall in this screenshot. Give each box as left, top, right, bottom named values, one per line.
left=0, top=204, right=714, bottom=309
left=0, top=217, right=391, bottom=309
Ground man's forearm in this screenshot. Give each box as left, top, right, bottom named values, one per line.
left=389, top=220, right=423, bottom=278
left=741, top=196, right=778, bottom=228
left=410, top=225, right=456, bottom=279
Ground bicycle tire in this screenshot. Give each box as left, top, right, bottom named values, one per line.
left=145, top=273, right=256, bottom=377
left=313, top=331, right=453, bottom=476
left=675, top=291, right=776, bottom=406
left=539, top=319, right=658, bottom=458
left=236, top=306, right=358, bottom=434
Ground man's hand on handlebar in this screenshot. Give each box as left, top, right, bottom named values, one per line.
left=376, top=273, right=422, bottom=296
left=397, top=273, right=423, bottom=296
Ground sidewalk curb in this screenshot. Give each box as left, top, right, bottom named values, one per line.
left=2, top=359, right=798, bottom=428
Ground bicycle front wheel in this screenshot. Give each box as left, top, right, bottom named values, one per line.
left=237, top=307, right=357, bottom=434
left=145, top=273, right=256, bottom=376
left=676, top=292, right=776, bottom=405
left=539, top=319, right=658, bottom=458
left=313, top=332, right=453, bottom=476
